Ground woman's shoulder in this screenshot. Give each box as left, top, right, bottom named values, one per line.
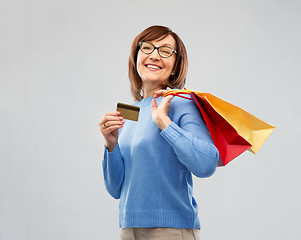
left=169, top=91, right=205, bottom=125
left=171, top=92, right=195, bottom=109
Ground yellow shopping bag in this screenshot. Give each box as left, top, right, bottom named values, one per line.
left=202, top=93, right=275, bottom=154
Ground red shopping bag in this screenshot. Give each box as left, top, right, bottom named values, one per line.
left=190, top=92, right=252, bottom=166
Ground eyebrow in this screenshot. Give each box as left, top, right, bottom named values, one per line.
left=159, top=43, right=174, bottom=47
left=150, top=42, right=175, bottom=49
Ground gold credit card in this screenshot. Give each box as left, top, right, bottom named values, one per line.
left=116, top=102, right=140, bottom=121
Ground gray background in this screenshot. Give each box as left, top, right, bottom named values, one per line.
left=1, top=0, right=300, bottom=239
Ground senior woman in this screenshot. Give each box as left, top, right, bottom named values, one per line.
left=99, top=25, right=219, bottom=240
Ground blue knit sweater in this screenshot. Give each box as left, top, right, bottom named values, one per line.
left=102, top=96, right=219, bottom=229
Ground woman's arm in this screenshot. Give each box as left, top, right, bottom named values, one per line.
left=152, top=92, right=219, bottom=178
left=102, top=143, right=125, bottom=199
left=99, top=112, right=125, bottom=199
left=161, top=121, right=219, bottom=178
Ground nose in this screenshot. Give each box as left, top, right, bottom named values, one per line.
left=149, top=48, right=160, bottom=60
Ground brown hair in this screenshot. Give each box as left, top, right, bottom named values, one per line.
left=128, top=25, right=188, bottom=101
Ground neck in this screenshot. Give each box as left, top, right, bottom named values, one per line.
left=142, top=83, right=162, bottom=99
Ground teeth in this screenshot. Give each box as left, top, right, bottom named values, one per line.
left=146, top=64, right=161, bottom=69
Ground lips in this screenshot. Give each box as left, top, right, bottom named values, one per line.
left=145, top=64, right=162, bottom=70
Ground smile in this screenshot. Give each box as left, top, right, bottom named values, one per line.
left=145, top=64, right=162, bottom=71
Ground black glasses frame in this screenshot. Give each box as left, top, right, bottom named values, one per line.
left=138, top=42, right=177, bottom=58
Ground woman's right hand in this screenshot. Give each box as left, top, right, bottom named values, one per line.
left=98, top=112, right=124, bottom=152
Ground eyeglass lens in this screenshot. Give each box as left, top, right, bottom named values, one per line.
left=140, top=42, right=174, bottom=58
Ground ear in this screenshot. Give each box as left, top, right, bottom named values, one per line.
left=171, top=65, right=177, bottom=75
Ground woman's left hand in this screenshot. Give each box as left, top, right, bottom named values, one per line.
left=151, top=88, right=174, bottom=130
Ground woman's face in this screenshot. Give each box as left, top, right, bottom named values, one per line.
left=136, top=35, right=177, bottom=88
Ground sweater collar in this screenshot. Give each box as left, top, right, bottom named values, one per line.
left=136, top=96, right=162, bottom=107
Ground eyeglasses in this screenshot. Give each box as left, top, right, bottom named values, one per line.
left=138, top=42, right=177, bottom=58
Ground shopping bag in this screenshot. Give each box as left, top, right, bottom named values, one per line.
left=199, top=92, right=275, bottom=154
left=163, top=89, right=275, bottom=165
left=191, top=92, right=252, bottom=166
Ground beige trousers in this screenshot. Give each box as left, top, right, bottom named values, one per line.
left=120, top=228, right=200, bottom=240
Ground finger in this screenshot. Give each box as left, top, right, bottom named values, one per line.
left=151, top=99, right=158, bottom=112
left=102, top=120, right=125, bottom=129
left=153, top=89, right=167, bottom=98
left=164, top=87, right=173, bottom=97
left=100, top=122, right=124, bottom=134
left=99, top=111, right=121, bottom=126
left=101, top=119, right=124, bottom=130
left=101, top=124, right=123, bottom=134
left=104, top=111, right=120, bottom=117
left=99, top=115, right=123, bottom=126
left=156, top=95, right=174, bottom=116
left=158, top=95, right=173, bottom=109
left=163, top=94, right=174, bottom=102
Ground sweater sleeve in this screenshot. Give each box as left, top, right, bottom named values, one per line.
left=160, top=98, right=219, bottom=178
left=102, top=143, right=125, bottom=199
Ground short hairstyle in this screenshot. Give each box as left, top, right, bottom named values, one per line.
left=128, top=25, right=188, bottom=101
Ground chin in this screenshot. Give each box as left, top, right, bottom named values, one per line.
left=143, top=78, right=166, bottom=85
left=143, top=74, right=169, bottom=83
